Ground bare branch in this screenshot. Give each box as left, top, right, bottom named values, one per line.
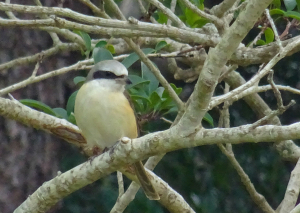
left=0, top=58, right=92, bottom=96
left=210, top=0, right=239, bottom=17
left=167, top=0, right=177, bottom=26
left=77, top=0, right=110, bottom=18
left=117, top=171, right=124, bottom=198
left=265, top=9, right=283, bottom=50
left=218, top=144, right=275, bottom=213
left=178, top=0, right=273, bottom=132
left=0, top=17, right=216, bottom=45
left=0, top=97, right=85, bottom=147
left=145, top=0, right=186, bottom=28
left=249, top=23, right=268, bottom=48
left=210, top=36, right=300, bottom=109
left=249, top=100, right=295, bottom=130
left=267, top=70, right=283, bottom=108
left=0, top=42, right=80, bottom=71
left=279, top=158, right=300, bottom=213
left=224, top=71, right=300, bottom=161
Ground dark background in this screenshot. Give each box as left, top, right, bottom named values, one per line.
left=0, top=0, right=299, bottom=212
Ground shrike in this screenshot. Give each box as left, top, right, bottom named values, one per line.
left=74, top=60, right=159, bottom=200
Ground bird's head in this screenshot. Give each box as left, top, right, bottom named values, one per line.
left=86, top=60, right=131, bottom=91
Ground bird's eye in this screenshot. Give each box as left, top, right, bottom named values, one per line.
left=93, top=70, right=119, bottom=79
left=105, top=72, right=114, bottom=77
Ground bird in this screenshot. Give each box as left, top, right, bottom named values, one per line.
left=74, top=60, right=160, bottom=200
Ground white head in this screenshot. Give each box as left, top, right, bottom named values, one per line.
left=86, top=60, right=131, bottom=91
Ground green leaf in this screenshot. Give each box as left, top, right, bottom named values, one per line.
left=164, top=106, right=178, bottom=115
left=141, top=62, right=159, bottom=95
left=162, top=83, right=182, bottom=98
left=74, top=30, right=92, bottom=51
left=122, top=48, right=155, bottom=68
left=95, top=40, right=107, bottom=48
left=264, top=27, right=274, bottom=44
left=272, top=0, right=281, bottom=8
left=68, top=113, right=77, bottom=125
left=155, top=87, right=165, bottom=97
left=20, top=99, right=56, bottom=116
left=178, top=1, right=187, bottom=13
left=284, top=11, right=300, bottom=20
left=191, top=0, right=204, bottom=9
left=297, top=0, right=300, bottom=11
left=284, top=0, right=297, bottom=10
left=126, top=75, right=150, bottom=90
left=193, top=18, right=210, bottom=28
left=130, top=95, right=150, bottom=103
left=155, top=41, right=168, bottom=52
left=203, top=112, right=214, bottom=127
left=149, top=91, right=162, bottom=111
left=170, top=83, right=182, bottom=95
left=185, top=8, right=202, bottom=27
left=66, top=91, right=78, bottom=116
left=160, top=84, right=182, bottom=111
left=157, top=11, right=168, bottom=24
left=93, top=47, right=113, bottom=64
left=131, top=98, right=145, bottom=113
left=129, top=87, right=151, bottom=113
left=270, top=8, right=285, bottom=15
left=256, top=40, right=266, bottom=46
left=106, top=44, right=115, bottom=54
left=73, top=76, right=86, bottom=85
left=53, top=108, right=68, bottom=119
left=198, top=3, right=204, bottom=10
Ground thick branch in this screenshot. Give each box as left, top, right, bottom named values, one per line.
left=178, top=0, right=273, bottom=131
left=0, top=17, right=217, bottom=46
left=0, top=97, right=85, bottom=147
left=279, top=158, right=300, bottom=213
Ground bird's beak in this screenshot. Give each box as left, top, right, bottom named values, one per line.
left=125, top=76, right=132, bottom=85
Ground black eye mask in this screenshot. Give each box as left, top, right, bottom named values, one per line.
left=93, top=70, right=124, bottom=80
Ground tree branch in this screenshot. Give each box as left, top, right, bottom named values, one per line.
left=178, top=0, right=273, bottom=132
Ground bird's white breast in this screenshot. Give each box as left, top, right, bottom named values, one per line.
left=74, top=80, right=138, bottom=150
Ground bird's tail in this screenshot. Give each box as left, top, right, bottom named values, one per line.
left=133, top=161, right=160, bottom=200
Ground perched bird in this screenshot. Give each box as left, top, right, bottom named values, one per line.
left=74, top=60, right=159, bottom=200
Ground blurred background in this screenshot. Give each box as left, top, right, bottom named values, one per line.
left=0, top=0, right=299, bottom=212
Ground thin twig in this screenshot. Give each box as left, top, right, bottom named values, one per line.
left=217, top=89, right=274, bottom=213
left=33, top=0, right=60, bottom=45
left=218, top=64, right=238, bottom=82
left=212, top=84, right=300, bottom=106
left=161, top=117, right=173, bottom=124
left=265, top=9, right=283, bottom=50
left=249, top=100, right=295, bottom=130
left=209, top=36, right=300, bottom=109
left=77, top=0, right=110, bottom=18
left=267, top=70, right=283, bottom=108
left=0, top=42, right=80, bottom=71
left=144, top=0, right=186, bottom=28
left=117, top=171, right=124, bottom=197
left=218, top=144, right=275, bottom=213
left=249, top=23, right=268, bottom=48
left=280, top=19, right=299, bottom=40
left=0, top=59, right=93, bottom=96
left=167, top=0, right=177, bottom=25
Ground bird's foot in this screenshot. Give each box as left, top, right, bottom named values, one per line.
left=88, top=146, right=103, bottom=164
